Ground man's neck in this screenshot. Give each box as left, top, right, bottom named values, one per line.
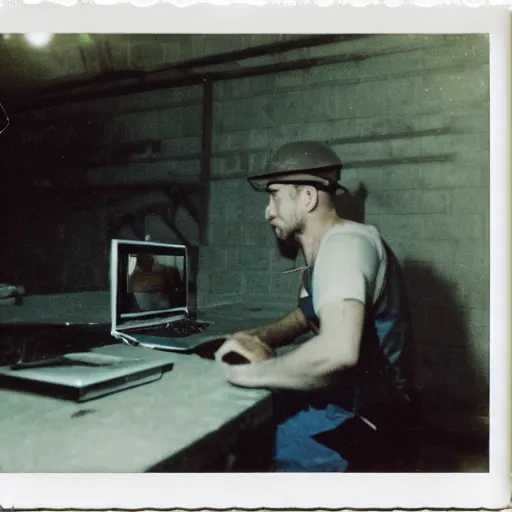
left=298, top=211, right=343, bottom=266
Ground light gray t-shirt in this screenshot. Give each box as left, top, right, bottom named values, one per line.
left=302, top=221, right=388, bottom=316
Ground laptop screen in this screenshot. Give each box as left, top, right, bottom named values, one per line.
left=110, top=239, right=188, bottom=330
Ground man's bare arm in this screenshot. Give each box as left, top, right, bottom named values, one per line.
left=243, top=307, right=311, bottom=349
left=219, top=299, right=365, bottom=391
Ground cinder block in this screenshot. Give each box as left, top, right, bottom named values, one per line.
left=242, top=270, right=271, bottom=298
left=453, top=239, right=489, bottom=268
left=225, top=132, right=249, bottom=151
left=208, top=223, right=244, bottom=247
left=457, top=272, right=490, bottom=309
left=451, top=109, right=489, bottom=134
left=463, top=307, right=490, bottom=328
left=328, top=118, right=363, bottom=140
left=217, top=78, right=251, bottom=101
left=212, top=133, right=229, bottom=153
left=467, top=325, right=490, bottom=364
left=302, top=62, right=357, bottom=85
left=355, top=48, right=426, bottom=81
left=275, top=69, right=305, bottom=89
left=269, top=247, right=298, bottom=273
left=422, top=66, right=489, bottom=109
left=208, top=271, right=243, bottom=295
left=301, top=86, right=340, bottom=122
left=449, top=260, right=489, bottom=286
left=243, top=222, right=275, bottom=247
left=248, top=152, right=270, bottom=174
left=385, top=239, right=455, bottom=267
left=199, top=246, right=228, bottom=272
left=249, top=74, right=277, bottom=95
left=422, top=213, right=486, bottom=239
left=214, top=101, right=237, bottom=131
left=332, top=140, right=391, bottom=163
left=429, top=36, right=489, bottom=65
left=229, top=247, right=271, bottom=272
left=229, top=96, right=273, bottom=130
left=212, top=101, right=225, bottom=131
left=161, top=137, right=200, bottom=156
left=410, top=112, right=449, bottom=133
left=365, top=214, right=424, bottom=240
left=452, top=187, right=489, bottom=214
left=269, top=124, right=304, bottom=148
left=162, top=41, right=181, bottom=62
left=148, top=107, right=182, bottom=138
left=454, top=149, right=490, bottom=169
left=171, top=85, right=203, bottom=105
left=241, top=187, right=269, bottom=223
left=248, top=129, right=270, bottom=151
left=271, top=272, right=301, bottom=300
left=359, top=116, right=406, bottom=137
left=210, top=155, right=242, bottom=178
left=381, top=163, right=487, bottom=190
left=269, top=91, right=304, bottom=126
left=366, top=190, right=451, bottom=215
left=301, top=121, right=338, bottom=142
left=350, top=167, right=384, bottom=191
left=180, top=105, right=203, bottom=137
left=419, top=133, right=489, bottom=157
left=209, top=180, right=245, bottom=222
left=130, top=43, right=166, bottom=70
left=353, top=76, right=422, bottom=118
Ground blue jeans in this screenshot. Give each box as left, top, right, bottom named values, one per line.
left=274, top=403, right=354, bottom=472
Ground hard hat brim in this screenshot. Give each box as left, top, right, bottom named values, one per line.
left=247, top=166, right=347, bottom=195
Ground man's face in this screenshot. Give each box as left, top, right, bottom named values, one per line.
left=265, top=184, right=303, bottom=260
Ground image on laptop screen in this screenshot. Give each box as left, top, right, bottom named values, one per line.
left=111, top=239, right=188, bottom=331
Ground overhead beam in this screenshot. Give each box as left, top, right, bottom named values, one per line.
left=9, top=35, right=372, bottom=114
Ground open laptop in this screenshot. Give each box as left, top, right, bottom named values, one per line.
left=0, top=344, right=177, bottom=402
left=110, top=239, right=231, bottom=352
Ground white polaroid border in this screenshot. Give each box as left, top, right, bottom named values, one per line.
left=0, top=4, right=510, bottom=511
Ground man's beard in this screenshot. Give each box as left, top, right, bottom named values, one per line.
left=273, top=228, right=301, bottom=261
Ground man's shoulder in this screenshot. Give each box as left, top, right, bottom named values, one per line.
left=323, top=220, right=382, bottom=249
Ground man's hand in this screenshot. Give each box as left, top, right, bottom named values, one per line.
left=214, top=331, right=274, bottom=365
left=213, top=299, right=365, bottom=391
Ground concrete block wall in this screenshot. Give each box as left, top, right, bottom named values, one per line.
left=208, top=34, right=490, bottom=417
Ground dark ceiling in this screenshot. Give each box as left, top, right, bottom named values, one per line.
left=0, top=33, right=370, bottom=114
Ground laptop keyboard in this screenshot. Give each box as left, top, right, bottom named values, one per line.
left=134, top=319, right=211, bottom=338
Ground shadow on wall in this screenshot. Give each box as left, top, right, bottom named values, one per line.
left=334, top=184, right=488, bottom=420
left=401, top=260, right=489, bottom=419
left=333, top=184, right=368, bottom=223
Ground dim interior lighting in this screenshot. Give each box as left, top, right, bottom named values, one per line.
left=24, top=33, right=53, bottom=48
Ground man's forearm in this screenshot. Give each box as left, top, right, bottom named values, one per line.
left=225, top=332, right=357, bottom=391
left=246, top=308, right=310, bottom=349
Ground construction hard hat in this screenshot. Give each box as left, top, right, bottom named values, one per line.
left=247, top=140, right=346, bottom=194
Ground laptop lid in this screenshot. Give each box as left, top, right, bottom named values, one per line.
left=0, top=345, right=177, bottom=402
left=110, top=239, right=189, bottom=338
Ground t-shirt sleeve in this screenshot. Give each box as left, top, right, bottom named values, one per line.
left=312, top=232, right=381, bottom=316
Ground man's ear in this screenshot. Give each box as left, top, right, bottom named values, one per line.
left=301, top=186, right=319, bottom=213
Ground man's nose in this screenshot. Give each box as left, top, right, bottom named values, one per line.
left=265, top=204, right=271, bottom=221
